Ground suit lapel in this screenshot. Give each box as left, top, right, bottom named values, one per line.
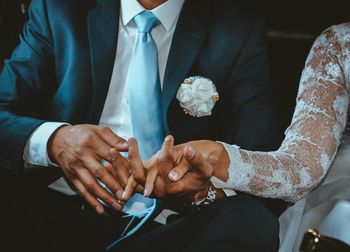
left=161, top=0, right=211, bottom=133
left=87, top=0, right=120, bottom=124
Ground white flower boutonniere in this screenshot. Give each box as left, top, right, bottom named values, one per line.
left=176, top=76, right=219, bottom=117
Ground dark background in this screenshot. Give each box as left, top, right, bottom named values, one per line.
left=0, top=0, right=348, bottom=249
left=262, top=1, right=349, bottom=130
left=1, top=0, right=348, bottom=130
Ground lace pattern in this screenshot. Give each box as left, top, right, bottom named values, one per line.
left=212, top=23, right=350, bottom=202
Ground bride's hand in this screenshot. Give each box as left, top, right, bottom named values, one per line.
left=122, top=136, right=228, bottom=203
left=167, top=139, right=230, bottom=184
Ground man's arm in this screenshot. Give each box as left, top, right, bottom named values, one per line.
left=0, top=0, right=54, bottom=174
left=23, top=122, right=69, bottom=167
left=0, top=0, right=128, bottom=214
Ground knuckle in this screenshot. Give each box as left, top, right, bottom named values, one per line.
left=91, top=167, right=106, bottom=179
left=115, top=137, right=124, bottom=145
left=156, top=154, right=171, bottom=165
left=84, top=179, right=95, bottom=191
left=111, top=183, right=121, bottom=192
left=202, top=164, right=212, bottom=178
left=200, top=168, right=211, bottom=179
left=79, top=131, right=93, bottom=145
left=77, top=186, right=85, bottom=194
left=67, top=166, right=80, bottom=178
left=158, top=151, right=171, bottom=161
left=111, top=137, right=124, bottom=147
left=102, top=195, right=115, bottom=206
left=75, top=147, right=85, bottom=156
left=103, top=149, right=111, bottom=161
left=204, top=170, right=212, bottom=179
left=99, top=126, right=110, bottom=135
left=133, top=173, right=145, bottom=184
left=77, top=187, right=88, bottom=197
left=120, top=181, right=127, bottom=189
left=166, top=185, right=175, bottom=195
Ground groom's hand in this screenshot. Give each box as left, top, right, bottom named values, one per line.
left=48, top=124, right=129, bottom=214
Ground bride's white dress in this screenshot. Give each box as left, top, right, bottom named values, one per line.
left=210, top=23, right=350, bottom=250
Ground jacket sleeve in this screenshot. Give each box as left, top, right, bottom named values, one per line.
left=220, top=17, right=282, bottom=152
left=0, top=0, right=54, bottom=175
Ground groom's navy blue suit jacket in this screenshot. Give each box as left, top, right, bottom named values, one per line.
left=0, top=0, right=281, bottom=176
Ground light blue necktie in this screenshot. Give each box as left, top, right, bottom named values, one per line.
left=128, top=11, right=165, bottom=160
left=106, top=12, right=165, bottom=250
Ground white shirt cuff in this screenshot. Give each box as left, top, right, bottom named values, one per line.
left=23, top=122, right=69, bottom=167
left=223, top=189, right=237, bottom=197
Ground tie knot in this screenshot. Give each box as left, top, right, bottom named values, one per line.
left=133, top=11, right=160, bottom=33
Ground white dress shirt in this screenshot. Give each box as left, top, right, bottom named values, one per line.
left=23, top=0, right=185, bottom=194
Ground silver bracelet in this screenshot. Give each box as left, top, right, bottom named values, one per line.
left=191, top=184, right=216, bottom=207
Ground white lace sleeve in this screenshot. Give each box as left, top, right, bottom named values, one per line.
left=211, top=24, right=350, bottom=202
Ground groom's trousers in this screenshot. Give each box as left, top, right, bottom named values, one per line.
left=2, top=184, right=280, bottom=252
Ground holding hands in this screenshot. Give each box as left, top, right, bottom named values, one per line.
left=48, top=124, right=228, bottom=214
left=123, top=135, right=228, bottom=204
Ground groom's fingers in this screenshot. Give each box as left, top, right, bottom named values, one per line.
left=95, top=126, right=129, bottom=151
left=184, top=146, right=214, bottom=179
left=168, top=162, right=190, bottom=182
left=109, top=148, right=130, bottom=188
left=158, top=135, right=174, bottom=162
left=157, top=135, right=174, bottom=180
left=128, top=138, right=146, bottom=185
left=123, top=176, right=138, bottom=201
left=70, top=176, right=105, bottom=215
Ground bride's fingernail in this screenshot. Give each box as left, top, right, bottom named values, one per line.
left=143, top=188, right=149, bottom=197
left=169, top=171, right=179, bottom=181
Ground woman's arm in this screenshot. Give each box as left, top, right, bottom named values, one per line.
left=209, top=25, right=349, bottom=202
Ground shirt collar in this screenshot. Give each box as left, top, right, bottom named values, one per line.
left=121, top=0, right=185, bottom=32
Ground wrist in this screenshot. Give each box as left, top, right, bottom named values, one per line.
left=47, top=125, right=71, bottom=164
left=207, top=142, right=229, bottom=182
left=215, top=188, right=226, bottom=200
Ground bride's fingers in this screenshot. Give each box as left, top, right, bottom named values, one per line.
left=184, top=146, right=214, bottom=179
left=144, top=167, right=158, bottom=197
left=128, top=138, right=146, bottom=185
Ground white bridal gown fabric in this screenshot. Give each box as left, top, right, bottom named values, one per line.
left=210, top=23, right=350, bottom=250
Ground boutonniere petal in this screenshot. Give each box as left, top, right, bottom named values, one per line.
left=176, top=76, right=219, bottom=117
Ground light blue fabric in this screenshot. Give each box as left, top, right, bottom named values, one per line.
left=128, top=11, right=165, bottom=161
left=106, top=195, right=157, bottom=251
left=107, top=12, right=165, bottom=249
